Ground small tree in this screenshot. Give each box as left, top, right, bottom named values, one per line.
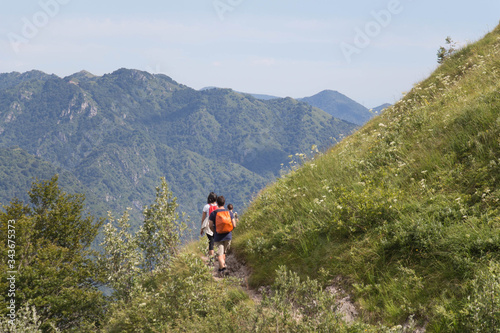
left=99, top=178, right=187, bottom=302
left=0, top=176, right=105, bottom=331
left=137, top=177, right=187, bottom=272
left=99, top=209, right=143, bottom=300
left=437, top=36, right=458, bottom=64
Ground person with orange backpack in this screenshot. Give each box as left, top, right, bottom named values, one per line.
left=209, top=195, right=236, bottom=277
left=200, top=192, right=218, bottom=266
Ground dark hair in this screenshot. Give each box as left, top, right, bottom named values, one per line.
left=227, top=204, right=233, bottom=210
left=207, top=192, right=217, bottom=204
left=216, top=195, right=225, bottom=207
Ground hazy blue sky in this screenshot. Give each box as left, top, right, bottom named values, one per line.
left=1, top=0, right=499, bottom=107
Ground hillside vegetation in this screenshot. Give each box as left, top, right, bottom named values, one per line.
left=233, top=24, right=500, bottom=331
left=0, top=147, right=109, bottom=219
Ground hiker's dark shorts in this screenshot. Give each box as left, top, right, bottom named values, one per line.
left=207, top=233, right=214, bottom=251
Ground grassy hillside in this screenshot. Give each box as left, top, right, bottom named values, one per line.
left=234, top=24, right=500, bottom=331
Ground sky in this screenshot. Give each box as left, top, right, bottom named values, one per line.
left=1, top=0, right=499, bottom=107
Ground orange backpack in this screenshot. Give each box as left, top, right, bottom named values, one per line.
left=216, top=210, right=234, bottom=233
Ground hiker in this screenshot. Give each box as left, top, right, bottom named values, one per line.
left=201, top=192, right=218, bottom=265
left=227, top=203, right=239, bottom=223
left=209, top=195, right=236, bottom=277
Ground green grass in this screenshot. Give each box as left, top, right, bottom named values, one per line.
left=233, top=24, right=500, bottom=331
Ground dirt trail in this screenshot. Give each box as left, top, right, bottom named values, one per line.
left=201, top=251, right=263, bottom=303
left=200, top=251, right=427, bottom=331
left=201, top=251, right=359, bottom=321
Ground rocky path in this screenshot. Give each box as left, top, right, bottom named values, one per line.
left=201, top=252, right=426, bottom=331
left=200, top=251, right=360, bottom=323
left=200, top=251, right=263, bottom=303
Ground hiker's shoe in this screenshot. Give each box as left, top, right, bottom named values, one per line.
left=218, top=267, right=227, bottom=278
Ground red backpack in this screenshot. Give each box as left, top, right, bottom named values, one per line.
left=216, top=210, right=234, bottom=233
left=209, top=204, right=218, bottom=215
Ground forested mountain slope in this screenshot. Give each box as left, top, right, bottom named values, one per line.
left=0, top=69, right=356, bottom=230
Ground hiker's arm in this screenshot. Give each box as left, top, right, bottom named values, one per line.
left=200, top=211, right=207, bottom=235
left=232, top=218, right=236, bottom=229
left=209, top=219, right=214, bottom=233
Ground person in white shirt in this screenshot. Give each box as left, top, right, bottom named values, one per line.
left=200, top=192, right=218, bottom=265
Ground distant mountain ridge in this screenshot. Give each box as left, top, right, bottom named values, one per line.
left=0, top=69, right=357, bottom=232
left=200, top=87, right=281, bottom=100
left=201, top=87, right=388, bottom=125
left=298, top=90, right=374, bottom=125
left=372, top=103, right=392, bottom=114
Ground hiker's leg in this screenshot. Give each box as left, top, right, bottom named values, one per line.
left=216, top=242, right=226, bottom=269
left=219, top=255, right=225, bottom=269
left=218, top=245, right=226, bottom=269
left=207, top=234, right=214, bottom=257
left=220, top=240, right=231, bottom=269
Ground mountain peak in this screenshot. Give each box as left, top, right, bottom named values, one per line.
left=0, top=70, right=54, bottom=90
left=64, top=70, right=98, bottom=84
left=316, top=89, right=341, bottom=95
left=299, top=90, right=372, bottom=125
left=108, top=68, right=153, bottom=79
left=371, top=103, right=391, bottom=114
left=74, top=70, right=96, bottom=78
